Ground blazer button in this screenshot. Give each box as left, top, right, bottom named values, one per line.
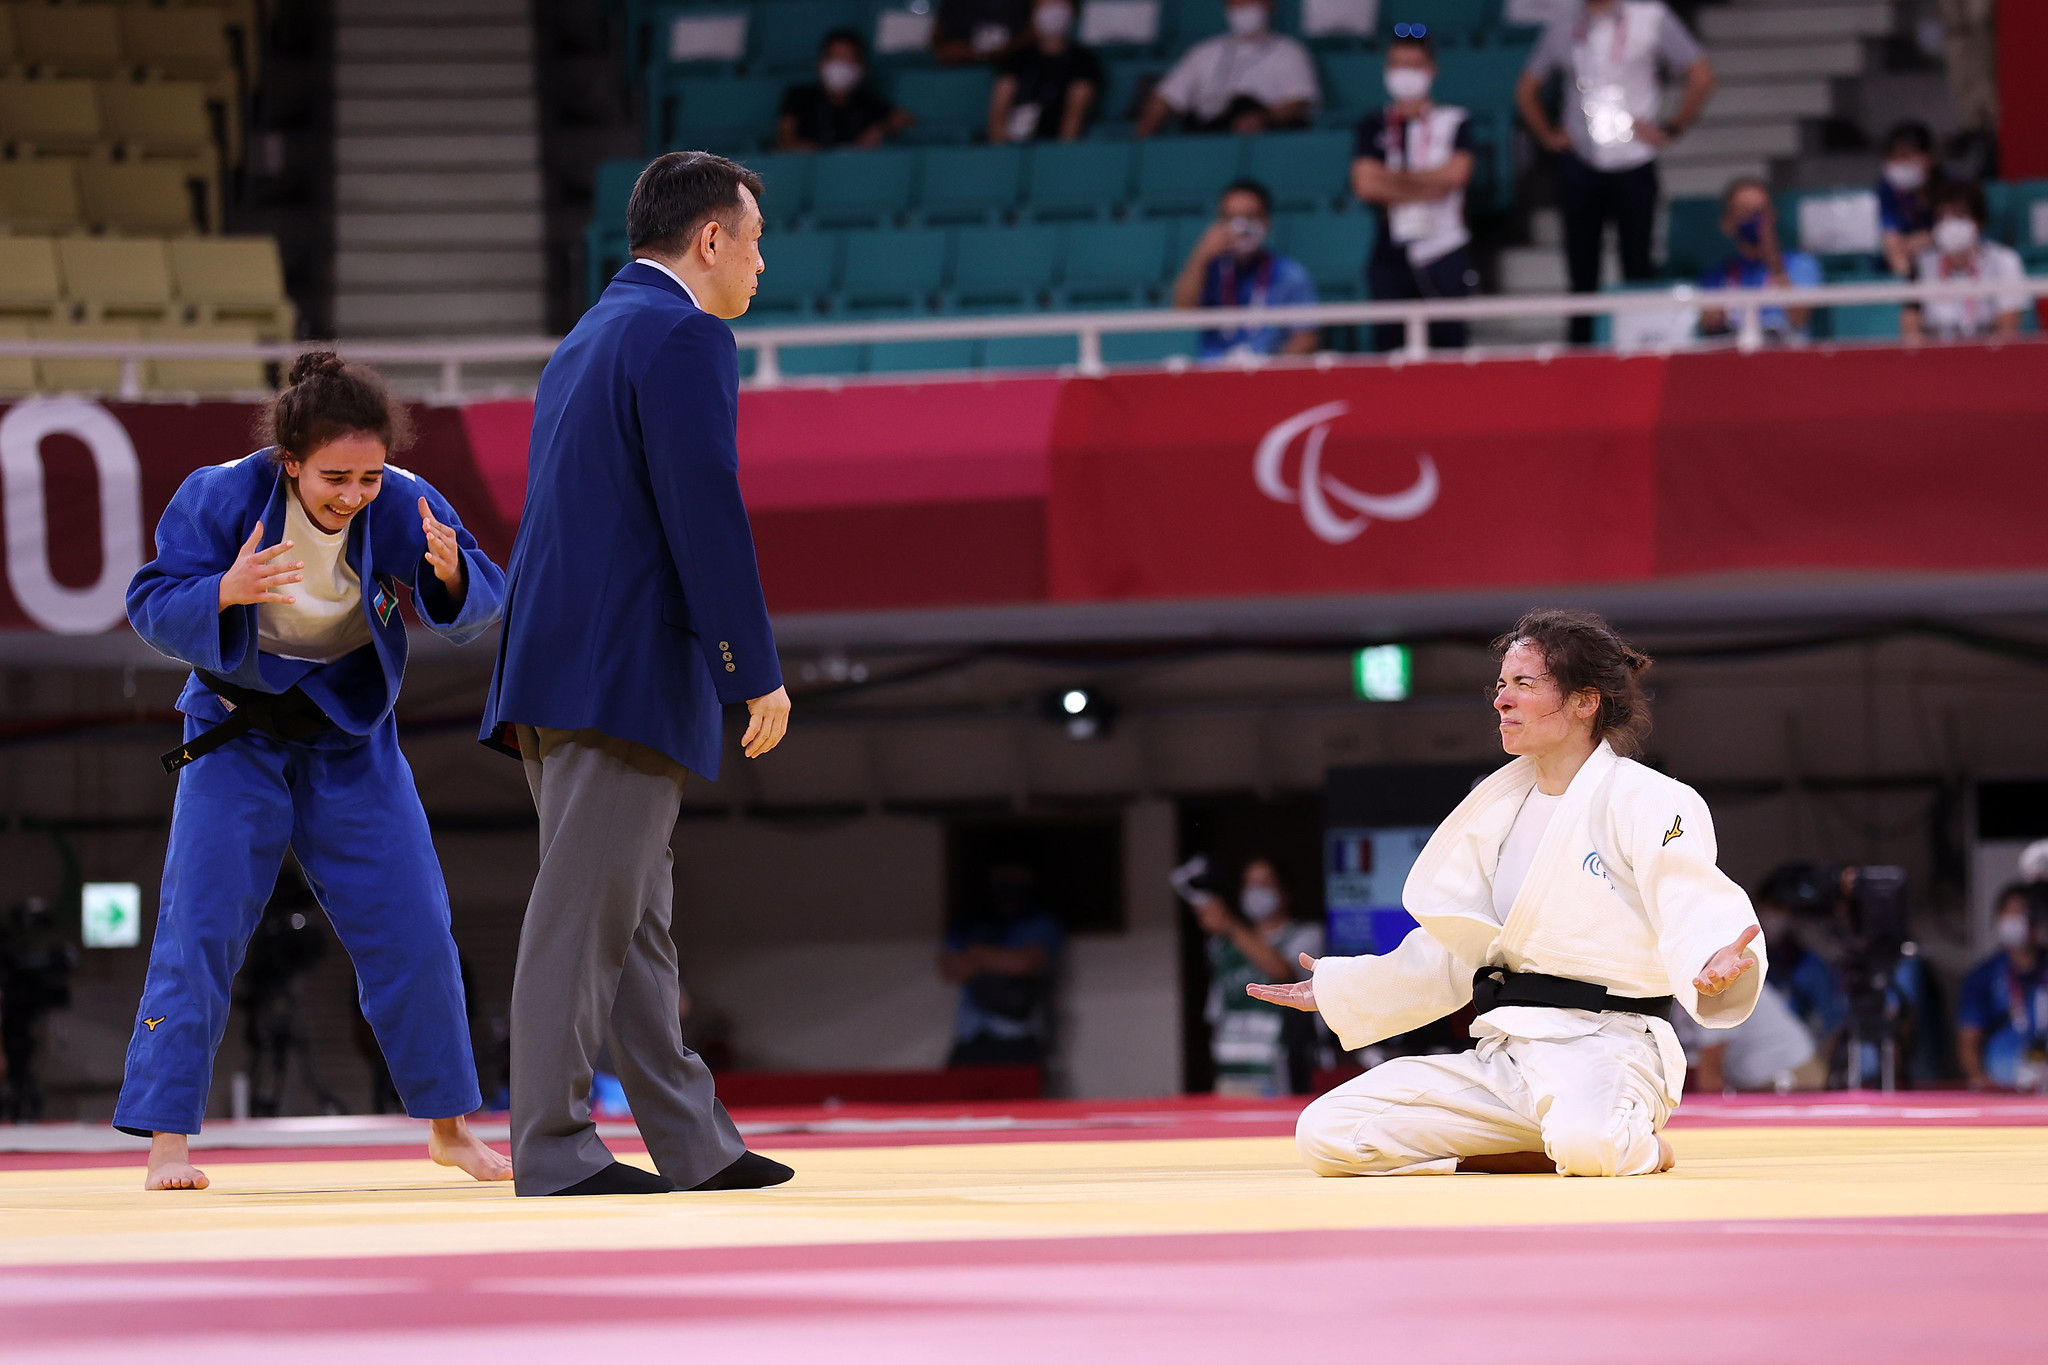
left=722, top=651, right=733, bottom=660
left=719, top=641, right=729, bottom=650
left=726, top=663, right=736, bottom=672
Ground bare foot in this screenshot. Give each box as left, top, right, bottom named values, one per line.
left=1655, top=1135, right=1676, bottom=1173
left=428, top=1116, right=513, bottom=1182
left=143, top=1132, right=209, bottom=1191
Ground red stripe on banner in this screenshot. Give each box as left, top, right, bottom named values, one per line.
left=754, top=496, right=1046, bottom=613
left=455, top=398, right=538, bottom=530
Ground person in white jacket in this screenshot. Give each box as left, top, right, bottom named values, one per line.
left=1251, top=608, right=1764, bottom=1177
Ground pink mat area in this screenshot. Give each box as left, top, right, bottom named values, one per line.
left=9, top=1218, right=2048, bottom=1363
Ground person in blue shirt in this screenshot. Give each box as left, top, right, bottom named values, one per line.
left=1172, top=179, right=1319, bottom=360
left=939, top=865, right=1064, bottom=1071
left=1957, top=885, right=2048, bottom=1091
left=1877, top=120, right=1937, bottom=279
left=1698, top=177, right=1823, bottom=342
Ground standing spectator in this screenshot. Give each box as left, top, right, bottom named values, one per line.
left=1136, top=0, right=1319, bottom=136
left=1516, top=0, right=1715, bottom=344
left=939, top=866, right=1063, bottom=1069
left=988, top=0, right=1103, bottom=143
left=1351, top=30, right=1476, bottom=352
left=776, top=30, right=914, bottom=151
left=1956, top=886, right=2047, bottom=1091
left=1172, top=179, right=1320, bottom=359
left=1938, top=0, right=1997, bottom=137
left=1877, top=121, right=1938, bottom=278
left=1175, top=857, right=1324, bottom=1097
left=1902, top=180, right=2030, bottom=342
left=933, top=0, right=1032, bottom=63
left=1697, top=178, right=1822, bottom=343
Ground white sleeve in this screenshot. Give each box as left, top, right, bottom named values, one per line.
left=1310, top=927, right=1473, bottom=1051
left=1153, top=42, right=1212, bottom=112
left=1626, top=780, right=1768, bottom=1030
left=1991, top=246, right=2031, bottom=317
left=1255, top=39, right=1321, bottom=110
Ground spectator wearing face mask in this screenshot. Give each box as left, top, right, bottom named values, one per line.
left=1172, top=179, right=1320, bottom=359
left=1351, top=30, right=1476, bottom=352
left=1902, top=180, right=2029, bottom=343
left=1957, top=886, right=2048, bottom=1091
left=1696, top=177, right=1821, bottom=343
left=987, top=0, right=1103, bottom=143
left=1174, top=857, right=1325, bottom=1097
left=933, top=0, right=1033, bottom=63
left=1876, top=121, right=1938, bottom=279
left=776, top=30, right=914, bottom=151
left=1136, top=0, right=1320, bottom=137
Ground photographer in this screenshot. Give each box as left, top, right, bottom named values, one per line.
left=1957, top=885, right=2048, bottom=1092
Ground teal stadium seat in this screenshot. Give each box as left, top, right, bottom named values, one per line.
left=1098, top=60, right=1166, bottom=127
left=746, top=150, right=816, bottom=225
left=778, top=339, right=866, bottom=376
left=918, top=144, right=1024, bottom=223
left=808, top=146, right=917, bottom=226
left=2004, top=179, right=2048, bottom=264
left=593, top=158, right=645, bottom=235
left=653, top=72, right=784, bottom=152
left=1277, top=210, right=1373, bottom=299
left=951, top=222, right=1063, bottom=309
left=1057, top=218, right=1172, bottom=304
left=891, top=67, right=996, bottom=143
left=1026, top=140, right=1133, bottom=218
left=1318, top=52, right=1385, bottom=119
left=1663, top=196, right=1723, bottom=279
left=1102, top=319, right=1202, bottom=365
left=983, top=333, right=1079, bottom=368
left=584, top=220, right=630, bottom=308
left=754, top=230, right=840, bottom=316
left=865, top=338, right=981, bottom=373
left=838, top=225, right=950, bottom=313
left=1432, top=45, right=1526, bottom=111
left=754, top=0, right=867, bottom=73
left=1247, top=129, right=1353, bottom=211
left=1135, top=136, right=1247, bottom=216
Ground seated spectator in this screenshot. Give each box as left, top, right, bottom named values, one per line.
left=988, top=0, right=1102, bottom=143
left=1351, top=30, right=1476, bottom=352
left=1172, top=179, right=1319, bottom=359
left=1877, top=120, right=1938, bottom=278
left=776, top=30, right=913, bottom=151
left=1673, top=981, right=1823, bottom=1093
left=1136, top=0, right=1319, bottom=136
left=1756, top=864, right=1850, bottom=1059
left=1902, top=179, right=2029, bottom=342
left=934, top=0, right=1032, bottom=63
left=939, top=865, right=1063, bottom=1069
left=1697, top=178, right=1822, bottom=343
left=1957, top=885, right=2048, bottom=1091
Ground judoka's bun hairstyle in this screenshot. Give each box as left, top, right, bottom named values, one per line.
left=261, top=350, right=414, bottom=464
left=1493, top=608, right=1653, bottom=757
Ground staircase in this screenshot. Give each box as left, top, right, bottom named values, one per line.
left=332, top=0, right=545, bottom=343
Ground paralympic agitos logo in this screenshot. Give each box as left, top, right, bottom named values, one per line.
left=1252, top=400, right=1439, bottom=546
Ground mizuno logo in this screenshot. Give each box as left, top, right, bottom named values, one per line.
left=143, top=1016, right=166, bottom=1031
left=1662, top=816, right=1685, bottom=846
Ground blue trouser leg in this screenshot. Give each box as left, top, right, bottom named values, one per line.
left=290, top=721, right=481, bottom=1121
left=114, top=719, right=294, bottom=1136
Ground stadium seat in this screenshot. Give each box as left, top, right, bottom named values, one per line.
left=1276, top=210, right=1373, bottom=298
left=951, top=222, right=1062, bottom=309
left=918, top=143, right=1024, bottom=224
left=167, top=237, right=297, bottom=338
left=865, top=337, right=979, bottom=372
left=592, top=158, right=646, bottom=236
left=55, top=238, right=177, bottom=323
left=982, top=332, right=1078, bottom=368
left=0, top=320, right=34, bottom=396
left=754, top=230, right=840, bottom=315
left=749, top=149, right=816, bottom=224
left=1097, top=60, right=1166, bottom=127
left=0, top=10, right=16, bottom=73
left=1246, top=129, right=1353, bottom=212
left=14, top=4, right=125, bottom=78
left=145, top=321, right=267, bottom=395
left=808, top=146, right=917, bottom=226
left=754, top=0, right=868, bottom=73
left=837, top=226, right=949, bottom=313
left=1134, top=135, right=1246, bottom=216
left=0, top=160, right=83, bottom=234
left=99, top=81, right=215, bottom=161
left=777, top=338, right=865, bottom=375
left=1825, top=302, right=1901, bottom=340
left=2004, top=179, right=2048, bottom=262
left=1432, top=46, right=1526, bottom=112
left=78, top=161, right=202, bottom=234
left=1318, top=52, right=1385, bottom=118
left=0, top=236, right=65, bottom=320
left=1663, top=196, right=1724, bottom=279
left=892, top=68, right=995, bottom=143
left=653, top=72, right=783, bottom=152
left=1102, top=322, right=1201, bottom=365
left=0, top=78, right=106, bottom=156
left=1057, top=217, right=1172, bottom=304
left=1170, top=0, right=1231, bottom=46
left=119, top=7, right=236, bottom=87
left=1025, top=139, right=1132, bottom=218
left=31, top=319, right=142, bottom=393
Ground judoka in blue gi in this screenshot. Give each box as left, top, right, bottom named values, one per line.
left=114, top=352, right=514, bottom=1191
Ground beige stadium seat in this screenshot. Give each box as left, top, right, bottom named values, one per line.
left=55, top=237, right=177, bottom=323
left=145, top=320, right=265, bottom=395
left=168, top=235, right=295, bottom=337
left=98, top=80, right=214, bottom=159
left=0, top=78, right=107, bottom=156
left=119, top=8, right=233, bottom=84
left=0, top=235, right=65, bottom=320
left=14, top=4, right=127, bottom=79
left=0, top=10, right=19, bottom=76
left=30, top=319, right=143, bottom=393
left=79, top=159, right=201, bottom=234
left=0, top=159, right=83, bottom=234
left=0, top=320, right=35, bottom=395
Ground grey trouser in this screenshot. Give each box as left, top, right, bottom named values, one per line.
left=508, top=726, right=745, bottom=1195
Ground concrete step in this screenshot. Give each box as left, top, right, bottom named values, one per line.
left=1467, top=315, right=1568, bottom=346
left=1665, top=122, right=1801, bottom=163
left=1662, top=158, right=1770, bottom=198
left=335, top=289, right=546, bottom=334
left=1498, top=244, right=1621, bottom=294
left=336, top=209, right=545, bottom=249
left=337, top=168, right=543, bottom=210
left=337, top=0, right=528, bottom=19
left=1700, top=3, right=1892, bottom=44
left=1709, top=41, right=1866, bottom=81
left=337, top=62, right=532, bottom=97
left=1529, top=206, right=1561, bottom=248
left=1706, top=81, right=1835, bottom=122
left=337, top=24, right=532, bottom=61
left=338, top=96, right=536, bottom=134
left=337, top=248, right=545, bottom=289
left=336, top=132, right=541, bottom=171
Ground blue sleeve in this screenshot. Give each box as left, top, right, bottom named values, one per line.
left=1877, top=183, right=1905, bottom=233
left=1272, top=258, right=1318, bottom=306
left=1785, top=252, right=1823, bottom=287
left=396, top=471, right=506, bottom=646
left=1353, top=112, right=1385, bottom=162
left=634, top=312, right=783, bottom=704
left=125, top=467, right=258, bottom=682
left=1453, top=113, right=1474, bottom=153
left=1017, top=914, right=1064, bottom=955
left=1196, top=257, right=1222, bottom=308
left=1956, top=959, right=2000, bottom=1031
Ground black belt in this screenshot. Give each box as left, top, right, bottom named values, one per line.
left=1471, top=966, right=1673, bottom=1021
left=160, top=672, right=335, bottom=775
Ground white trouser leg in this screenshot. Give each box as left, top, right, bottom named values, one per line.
left=1509, top=1020, right=1671, bottom=1178
left=1294, top=1049, right=1542, bottom=1176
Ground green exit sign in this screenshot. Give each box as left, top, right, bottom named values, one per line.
left=1353, top=645, right=1412, bottom=702
left=82, top=882, right=142, bottom=948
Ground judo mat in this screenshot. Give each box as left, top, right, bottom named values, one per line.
left=5, top=1093, right=2048, bottom=1364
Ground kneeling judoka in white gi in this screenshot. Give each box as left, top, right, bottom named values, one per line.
left=1252, top=609, right=1765, bottom=1177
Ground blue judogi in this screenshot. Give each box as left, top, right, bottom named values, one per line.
left=113, top=452, right=505, bottom=1137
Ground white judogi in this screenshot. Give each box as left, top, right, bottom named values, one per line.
left=1298, top=740, right=1765, bottom=1176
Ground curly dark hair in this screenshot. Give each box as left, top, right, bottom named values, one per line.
left=257, top=350, right=413, bottom=463
left=1492, top=608, right=1654, bottom=757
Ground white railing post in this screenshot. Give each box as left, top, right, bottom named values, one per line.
left=754, top=342, right=781, bottom=387
left=1736, top=302, right=1763, bottom=354
left=118, top=355, right=143, bottom=400
left=1077, top=325, right=1105, bottom=377
left=439, top=356, right=463, bottom=399
left=1403, top=312, right=1427, bottom=361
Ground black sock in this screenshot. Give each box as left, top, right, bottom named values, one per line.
left=546, top=1162, right=674, bottom=1196
left=690, top=1151, right=794, bottom=1192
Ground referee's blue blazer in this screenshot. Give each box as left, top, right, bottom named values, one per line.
left=480, top=262, right=781, bottom=779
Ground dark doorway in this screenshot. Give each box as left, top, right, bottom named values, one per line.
left=945, top=816, right=1124, bottom=934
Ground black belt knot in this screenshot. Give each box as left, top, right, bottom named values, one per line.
left=1470, top=965, right=1674, bottom=1021
left=160, top=671, right=335, bottom=774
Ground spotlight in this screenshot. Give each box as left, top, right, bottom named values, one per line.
left=1042, top=686, right=1116, bottom=739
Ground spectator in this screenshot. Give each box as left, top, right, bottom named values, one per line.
left=1902, top=179, right=2029, bottom=343
left=1172, top=179, right=1320, bottom=359
left=933, top=0, right=1032, bottom=64
left=1351, top=30, right=1477, bottom=352
left=1756, top=864, right=1850, bottom=1059
left=776, top=30, right=913, bottom=151
left=1877, top=120, right=1938, bottom=279
left=988, top=0, right=1103, bottom=143
left=1697, top=178, right=1822, bottom=343
left=1673, top=982, right=1823, bottom=1093
left=1516, top=0, right=1715, bottom=344
left=938, top=865, right=1063, bottom=1069
left=1136, top=0, right=1319, bottom=136
left=1956, top=885, right=2047, bottom=1091
left=1175, top=857, right=1324, bottom=1097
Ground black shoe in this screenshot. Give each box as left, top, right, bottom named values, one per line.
left=547, top=1161, right=675, bottom=1196
left=690, top=1151, right=794, bottom=1191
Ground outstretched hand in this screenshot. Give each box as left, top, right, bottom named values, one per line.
left=1246, top=953, right=1320, bottom=1013
left=217, top=521, right=302, bottom=610
left=1695, top=925, right=1761, bottom=997
left=419, top=497, right=466, bottom=600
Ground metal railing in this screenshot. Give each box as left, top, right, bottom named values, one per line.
left=0, top=277, right=2039, bottom=400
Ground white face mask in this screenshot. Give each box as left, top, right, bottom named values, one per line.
left=1225, top=214, right=1267, bottom=254
left=1241, top=884, right=1283, bottom=921
left=1385, top=67, right=1433, bottom=103
left=1997, top=913, right=2033, bottom=951
left=1034, top=1, right=1074, bottom=40
left=1933, top=215, right=1979, bottom=256
left=819, top=59, right=862, bottom=95
left=1883, top=159, right=1927, bottom=192
left=1226, top=3, right=1269, bottom=37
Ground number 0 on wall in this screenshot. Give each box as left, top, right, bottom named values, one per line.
left=0, top=397, right=145, bottom=636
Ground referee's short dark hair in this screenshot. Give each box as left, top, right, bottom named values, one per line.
left=627, top=150, right=765, bottom=256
